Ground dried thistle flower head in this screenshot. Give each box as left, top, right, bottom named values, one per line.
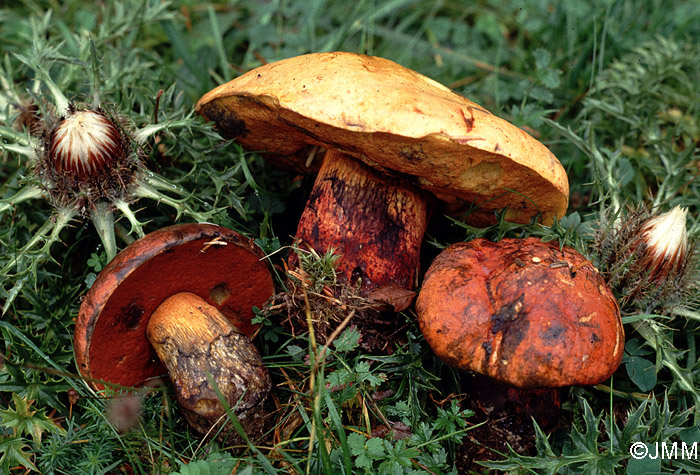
left=638, top=205, right=688, bottom=281
left=37, top=106, right=137, bottom=213
left=50, top=109, right=124, bottom=177
left=593, top=204, right=695, bottom=312
left=0, top=35, right=222, bottom=314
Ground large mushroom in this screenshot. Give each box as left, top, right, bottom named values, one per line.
left=416, top=237, right=624, bottom=454
left=74, top=223, right=275, bottom=441
left=196, top=52, right=569, bottom=309
left=416, top=237, right=624, bottom=389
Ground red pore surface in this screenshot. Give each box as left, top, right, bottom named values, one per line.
left=74, top=223, right=274, bottom=389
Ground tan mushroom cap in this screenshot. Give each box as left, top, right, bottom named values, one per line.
left=196, top=52, right=569, bottom=224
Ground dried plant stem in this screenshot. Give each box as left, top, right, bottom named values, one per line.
left=302, top=286, right=319, bottom=475
left=311, top=308, right=356, bottom=376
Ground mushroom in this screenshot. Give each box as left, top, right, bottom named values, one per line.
left=415, top=237, right=624, bottom=451
left=74, top=223, right=275, bottom=441
left=195, top=52, right=569, bottom=310
left=416, top=237, right=624, bottom=389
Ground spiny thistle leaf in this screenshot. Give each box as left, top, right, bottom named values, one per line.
left=0, top=436, right=38, bottom=473
left=0, top=393, right=65, bottom=443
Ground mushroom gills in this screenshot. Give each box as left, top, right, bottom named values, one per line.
left=146, top=292, right=270, bottom=442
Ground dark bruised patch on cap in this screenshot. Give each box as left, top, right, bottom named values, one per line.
left=201, top=103, right=249, bottom=139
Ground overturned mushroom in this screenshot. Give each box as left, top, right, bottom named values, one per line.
left=74, top=223, right=275, bottom=442
left=196, top=52, right=569, bottom=310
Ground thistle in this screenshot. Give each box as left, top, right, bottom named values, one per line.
left=0, top=49, right=220, bottom=312
left=637, top=206, right=689, bottom=283
left=48, top=109, right=124, bottom=177
left=35, top=106, right=137, bottom=214
left=593, top=204, right=695, bottom=311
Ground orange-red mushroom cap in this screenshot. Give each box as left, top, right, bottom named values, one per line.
left=416, top=238, right=624, bottom=389
left=74, top=223, right=274, bottom=389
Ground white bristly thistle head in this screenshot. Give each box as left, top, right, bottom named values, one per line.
left=50, top=109, right=123, bottom=177
left=0, top=34, right=222, bottom=313
left=639, top=205, right=688, bottom=280
left=593, top=204, right=696, bottom=312
left=37, top=105, right=137, bottom=212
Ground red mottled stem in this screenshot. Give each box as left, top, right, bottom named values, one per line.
left=293, top=150, right=431, bottom=308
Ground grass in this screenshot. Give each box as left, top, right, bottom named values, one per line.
left=1, top=0, right=700, bottom=473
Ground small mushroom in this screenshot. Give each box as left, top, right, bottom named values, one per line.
left=196, top=52, right=569, bottom=310
left=416, top=237, right=624, bottom=389
left=74, top=223, right=275, bottom=441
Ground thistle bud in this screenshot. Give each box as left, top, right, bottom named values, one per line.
left=37, top=106, right=137, bottom=212
left=49, top=109, right=124, bottom=177
left=638, top=206, right=688, bottom=281
left=593, top=204, right=695, bottom=310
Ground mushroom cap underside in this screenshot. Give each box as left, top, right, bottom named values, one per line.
left=74, top=223, right=274, bottom=389
left=196, top=52, right=569, bottom=224
left=416, top=238, right=624, bottom=389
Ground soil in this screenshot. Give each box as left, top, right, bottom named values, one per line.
left=271, top=275, right=409, bottom=354
left=454, top=372, right=563, bottom=473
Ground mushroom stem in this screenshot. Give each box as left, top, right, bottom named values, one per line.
left=293, top=150, right=432, bottom=309
left=466, top=372, right=562, bottom=432
left=146, top=292, right=270, bottom=442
